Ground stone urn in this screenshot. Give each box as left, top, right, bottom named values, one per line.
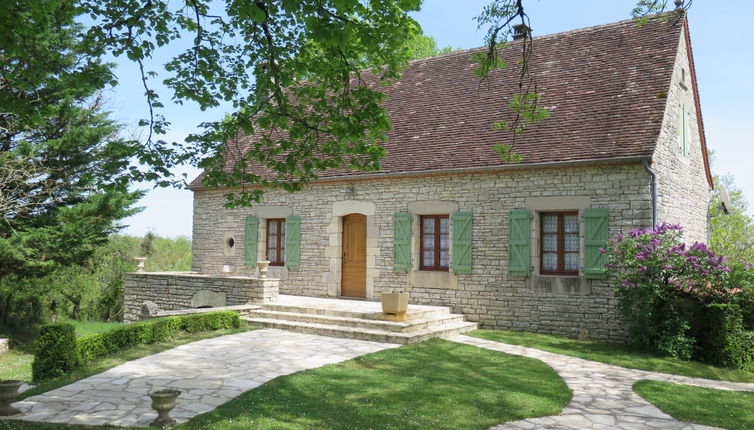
left=148, top=389, right=181, bottom=428
left=134, top=257, right=147, bottom=273
left=0, top=380, right=23, bottom=416
left=256, top=260, right=271, bottom=278
left=381, top=292, right=409, bottom=320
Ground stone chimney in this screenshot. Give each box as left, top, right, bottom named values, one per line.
left=513, top=24, right=531, bottom=40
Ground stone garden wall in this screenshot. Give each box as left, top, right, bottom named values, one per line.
left=124, top=272, right=278, bottom=323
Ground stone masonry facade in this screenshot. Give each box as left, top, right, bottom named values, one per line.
left=124, top=272, right=278, bottom=323
left=192, top=163, right=665, bottom=341
left=652, top=26, right=711, bottom=243
left=188, top=21, right=710, bottom=342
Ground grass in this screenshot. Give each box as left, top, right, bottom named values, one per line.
left=67, top=320, right=124, bottom=336
left=1, top=338, right=572, bottom=430
left=180, top=338, right=571, bottom=430
left=470, top=329, right=754, bottom=383
left=633, top=380, right=754, bottom=430
left=0, top=350, right=33, bottom=381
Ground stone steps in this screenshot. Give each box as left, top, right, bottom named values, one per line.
left=242, top=316, right=478, bottom=344
left=246, top=309, right=467, bottom=333
left=241, top=295, right=478, bottom=344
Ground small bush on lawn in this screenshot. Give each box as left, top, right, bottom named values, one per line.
left=34, top=311, right=242, bottom=382
left=32, top=324, right=80, bottom=382
left=606, top=223, right=754, bottom=367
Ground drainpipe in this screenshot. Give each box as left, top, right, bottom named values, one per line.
left=642, top=160, right=657, bottom=228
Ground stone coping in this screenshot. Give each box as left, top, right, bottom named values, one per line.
left=154, top=304, right=261, bottom=317
left=127, top=271, right=280, bottom=281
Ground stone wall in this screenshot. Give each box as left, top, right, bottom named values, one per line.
left=0, top=338, right=8, bottom=355
left=124, top=272, right=279, bottom=323
left=652, top=25, right=711, bottom=243
left=192, top=164, right=663, bottom=341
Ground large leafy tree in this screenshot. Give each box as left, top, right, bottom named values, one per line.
left=2, top=1, right=691, bottom=210
left=709, top=175, right=754, bottom=264
left=72, top=0, right=690, bottom=206
left=0, top=1, right=142, bottom=322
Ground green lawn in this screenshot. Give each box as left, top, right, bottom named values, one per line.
left=634, top=380, right=754, bottom=430
left=470, top=329, right=754, bottom=382
left=67, top=320, right=124, bottom=336
left=2, top=339, right=572, bottom=430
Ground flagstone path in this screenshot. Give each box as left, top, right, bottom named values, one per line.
left=11, top=329, right=398, bottom=427
left=449, top=335, right=754, bottom=430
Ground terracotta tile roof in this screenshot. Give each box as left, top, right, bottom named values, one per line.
left=190, top=15, right=691, bottom=189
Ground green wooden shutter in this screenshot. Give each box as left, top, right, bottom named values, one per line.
left=508, top=210, right=531, bottom=277
left=583, top=208, right=609, bottom=279
left=285, top=215, right=301, bottom=269
left=244, top=216, right=258, bottom=267
left=393, top=213, right=411, bottom=272
left=680, top=103, right=688, bottom=156
left=451, top=212, right=472, bottom=274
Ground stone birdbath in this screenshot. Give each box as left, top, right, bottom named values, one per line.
left=0, top=380, right=23, bottom=416
left=148, top=388, right=181, bottom=428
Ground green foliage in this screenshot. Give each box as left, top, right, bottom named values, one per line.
left=696, top=304, right=754, bottom=370
left=709, top=175, right=754, bottom=264
left=31, top=324, right=80, bottom=382
left=403, top=34, right=454, bottom=60
left=34, top=311, right=242, bottom=382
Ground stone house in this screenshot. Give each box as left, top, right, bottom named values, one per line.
left=187, top=15, right=712, bottom=341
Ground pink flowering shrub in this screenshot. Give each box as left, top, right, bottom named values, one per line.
left=605, top=223, right=751, bottom=359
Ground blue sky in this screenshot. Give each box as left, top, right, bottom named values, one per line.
left=116, top=0, right=754, bottom=238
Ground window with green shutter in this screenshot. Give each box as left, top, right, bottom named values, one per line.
left=583, top=208, right=609, bottom=279
left=508, top=210, right=531, bottom=277
left=394, top=213, right=411, bottom=272
left=244, top=216, right=258, bottom=267
left=680, top=103, right=689, bottom=156
left=285, top=215, right=301, bottom=269
left=451, top=212, right=472, bottom=274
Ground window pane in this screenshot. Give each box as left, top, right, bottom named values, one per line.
left=542, top=215, right=558, bottom=233
left=269, top=221, right=278, bottom=234
left=543, top=233, right=557, bottom=252
left=280, top=221, right=285, bottom=235
left=565, top=234, right=579, bottom=252
left=422, top=251, right=434, bottom=267
left=565, top=253, right=579, bottom=271
left=564, top=215, right=579, bottom=233
left=422, top=219, right=435, bottom=234
left=440, top=251, right=449, bottom=267
left=423, top=235, right=435, bottom=251
left=439, top=218, right=449, bottom=234
left=543, top=252, right=557, bottom=271
left=440, top=234, right=449, bottom=250
left=268, top=235, right=276, bottom=249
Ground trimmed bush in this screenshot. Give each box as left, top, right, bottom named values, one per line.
left=34, top=311, right=245, bottom=381
left=32, top=323, right=80, bottom=382
left=697, top=304, right=754, bottom=370
left=179, top=311, right=242, bottom=333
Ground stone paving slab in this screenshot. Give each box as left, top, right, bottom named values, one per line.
left=10, top=329, right=398, bottom=427
left=448, top=335, right=754, bottom=430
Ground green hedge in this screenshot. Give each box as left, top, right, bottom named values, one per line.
left=696, top=304, right=754, bottom=371
left=33, top=311, right=243, bottom=382
left=32, top=323, right=80, bottom=382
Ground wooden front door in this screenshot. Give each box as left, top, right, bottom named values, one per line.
left=341, top=214, right=367, bottom=297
